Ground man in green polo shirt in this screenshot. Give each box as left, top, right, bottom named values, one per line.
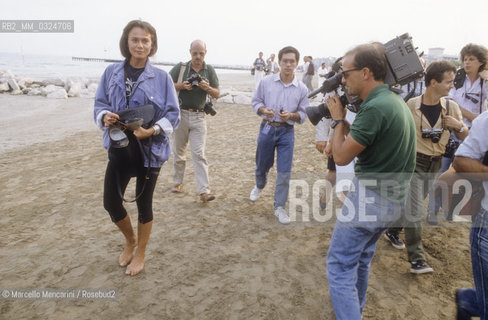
left=325, top=43, right=416, bottom=319
left=384, top=61, right=467, bottom=274
left=169, top=40, right=220, bottom=202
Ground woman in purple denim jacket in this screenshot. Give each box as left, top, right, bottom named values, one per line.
left=93, top=20, right=180, bottom=276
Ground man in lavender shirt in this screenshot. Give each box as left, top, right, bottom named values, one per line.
left=249, top=46, right=309, bottom=224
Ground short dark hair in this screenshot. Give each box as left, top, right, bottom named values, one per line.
left=460, top=43, right=488, bottom=72
left=424, top=61, right=457, bottom=87
left=345, top=43, right=387, bottom=81
left=278, top=46, right=300, bottom=63
left=119, top=20, right=158, bottom=59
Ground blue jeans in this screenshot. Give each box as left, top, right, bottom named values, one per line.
left=326, top=179, right=404, bottom=320
left=456, top=208, right=488, bottom=320
left=254, top=122, right=294, bottom=210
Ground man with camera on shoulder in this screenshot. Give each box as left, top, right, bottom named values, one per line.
left=325, top=43, right=417, bottom=319
left=169, top=39, right=220, bottom=202
left=384, top=61, right=468, bottom=274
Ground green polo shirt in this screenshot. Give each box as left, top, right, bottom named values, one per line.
left=169, top=61, right=219, bottom=109
left=350, top=84, right=416, bottom=203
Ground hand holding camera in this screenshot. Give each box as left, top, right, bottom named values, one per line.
left=278, top=109, right=292, bottom=122
left=198, top=79, right=211, bottom=92
left=326, top=96, right=346, bottom=120
left=103, top=112, right=120, bottom=127
left=181, top=81, right=193, bottom=91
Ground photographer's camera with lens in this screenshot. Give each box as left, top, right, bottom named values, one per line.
left=306, top=33, right=425, bottom=126
left=186, top=73, right=204, bottom=87
left=421, top=128, right=443, bottom=143
left=306, top=59, right=362, bottom=125
left=204, top=100, right=217, bottom=116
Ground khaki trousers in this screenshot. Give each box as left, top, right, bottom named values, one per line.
left=172, top=109, right=210, bottom=194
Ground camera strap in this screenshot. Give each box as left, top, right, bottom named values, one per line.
left=175, top=62, right=187, bottom=96
left=445, top=98, right=452, bottom=132
left=480, top=79, right=483, bottom=114
left=114, top=74, right=154, bottom=202
left=419, top=94, right=444, bottom=132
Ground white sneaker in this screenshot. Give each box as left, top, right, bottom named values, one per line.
left=274, top=207, right=290, bottom=224
left=250, top=186, right=262, bottom=201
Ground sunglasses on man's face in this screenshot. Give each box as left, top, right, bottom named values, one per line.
left=340, top=68, right=361, bottom=79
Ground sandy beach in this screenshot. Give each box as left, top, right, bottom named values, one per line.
left=0, top=73, right=475, bottom=319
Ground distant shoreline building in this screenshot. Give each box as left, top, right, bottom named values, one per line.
left=424, top=48, right=458, bottom=66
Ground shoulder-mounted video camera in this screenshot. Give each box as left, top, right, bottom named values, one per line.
left=306, top=33, right=425, bottom=126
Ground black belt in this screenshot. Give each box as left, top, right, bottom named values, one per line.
left=416, top=152, right=442, bottom=162
left=262, top=119, right=291, bottom=127
left=181, top=108, right=204, bottom=113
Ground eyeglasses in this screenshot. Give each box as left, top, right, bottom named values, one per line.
left=341, top=68, right=361, bottom=79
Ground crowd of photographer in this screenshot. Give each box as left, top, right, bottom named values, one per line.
left=93, top=19, right=488, bottom=319
left=306, top=40, right=488, bottom=319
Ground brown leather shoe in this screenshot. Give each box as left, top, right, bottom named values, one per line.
left=200, top=193, right=215, bottom=203
left=171, top=184, right=183, bottom=193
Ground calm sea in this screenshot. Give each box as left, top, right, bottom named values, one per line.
left=0, top=52, right=246, bottom=80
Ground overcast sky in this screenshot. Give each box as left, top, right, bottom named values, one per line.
left=1, top=0, right=487, bottom=65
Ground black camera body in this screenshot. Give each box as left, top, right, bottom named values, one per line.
left=307, top=95, right=350, bottom=125
left=204, top=101, right=217, bottom=116
left=421, top=128, right=443, bottom=143
left=186, top=73, right=204, bottom=87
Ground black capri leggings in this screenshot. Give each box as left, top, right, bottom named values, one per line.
left=103, top=161, right=161, bottom=224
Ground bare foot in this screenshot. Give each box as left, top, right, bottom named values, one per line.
left=118, top=238, right=137, bottom=267
left=125, top=250, right=145, bottom=276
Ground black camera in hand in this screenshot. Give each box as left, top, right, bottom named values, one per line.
left=204, top=101, right=217, bottom=116
left=186, top=73, right=204, bottom=87
left=421, top=128, right=443, bottom=143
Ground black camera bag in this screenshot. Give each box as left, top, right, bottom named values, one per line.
left=443, top=99, right=461, bottom=158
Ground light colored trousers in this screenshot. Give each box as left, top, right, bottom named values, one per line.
left=254, top=70, right=265, bottom=90
left=172, top=109, right=210, bottom=194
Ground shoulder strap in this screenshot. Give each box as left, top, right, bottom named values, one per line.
left=177, top=62, right=187, bottom=83
left=480, top=79, right=483, bottom=114
left=175, top=62, right=187, bottom=96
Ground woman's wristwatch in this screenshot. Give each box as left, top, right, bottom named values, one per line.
left=152, top=124, right=161, bottom=136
